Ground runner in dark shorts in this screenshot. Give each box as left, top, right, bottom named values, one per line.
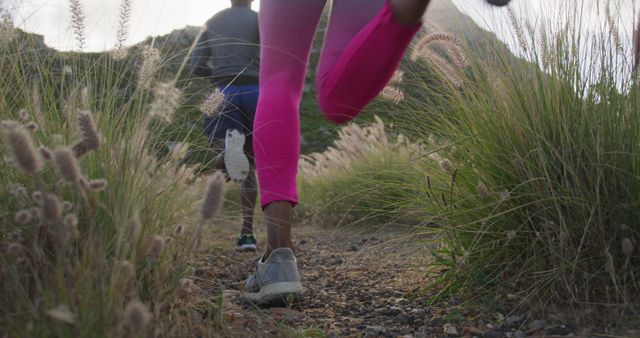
left=191, top=0, right=259, bottom=251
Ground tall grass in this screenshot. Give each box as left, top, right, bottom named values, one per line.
left=0, top=4, right=222, bottom=336
left=395, top=4, right=640, bottom=316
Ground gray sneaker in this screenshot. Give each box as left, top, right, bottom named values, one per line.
left=243, top=248, right=303, bottom=305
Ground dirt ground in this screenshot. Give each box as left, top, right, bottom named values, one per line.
left=183, top=220, right=635, bottom=338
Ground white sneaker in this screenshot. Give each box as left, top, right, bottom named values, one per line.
left=224, top=129, right=250, bottom=182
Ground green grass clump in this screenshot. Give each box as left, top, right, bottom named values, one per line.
left=0, top=23, right=222, bottom=336
left=396, top=6, right=640, bottom=315
left=296, top=117, right=431, bottom=227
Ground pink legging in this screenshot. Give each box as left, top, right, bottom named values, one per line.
left=253, top=0, right=421, bottom=208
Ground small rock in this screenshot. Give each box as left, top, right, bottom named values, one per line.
left=365, top=325, right=381, bottom=337
left=383, top=306, right=401, bottom=316
left=506, top=315, right=523, bottom=327
left=349, top=244, right=360, bottom=252
left=398, top=314, right=415, bottom=325
left=528, top=319, right=546, bottom=332
left=483, top=329, right=504, bottom=338
left=547, top=325, right=572, bottom=336
left=514, top=330, right=526, bottom=338
left=443, top=323, right=459, bottom=336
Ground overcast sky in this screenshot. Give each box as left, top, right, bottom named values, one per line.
left=1, top=0, right=638, bottom=57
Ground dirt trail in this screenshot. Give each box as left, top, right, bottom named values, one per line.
left=192, top=224, right=591, bottom=338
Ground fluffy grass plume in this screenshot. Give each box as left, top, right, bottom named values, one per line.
left=201, top=171, right=225, bottom=221
left=68, top=0, right=87, bottom=50
left=53, top=147, right=81, bottom=183
left=2, top=122, right=43, bottom=174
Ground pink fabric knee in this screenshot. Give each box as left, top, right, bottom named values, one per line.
left=254, top=0, right=421, bottom=208
left=316, top=0, right=420, bottom=124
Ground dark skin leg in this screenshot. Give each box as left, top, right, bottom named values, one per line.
left=263, top=201, right=294, bottom=259
left=212, top=138, right=257, bottom=236
left=389, top=0, right=431, bottom=25
left=260, top=0, right=433, bottom=259
left=240, top=141, right=257, bottom=235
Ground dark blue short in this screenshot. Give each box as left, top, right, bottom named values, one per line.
left=204, top=84, right=259, bottom=143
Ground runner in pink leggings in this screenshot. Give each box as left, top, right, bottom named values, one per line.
left=242, top=0, right=511, bottom=305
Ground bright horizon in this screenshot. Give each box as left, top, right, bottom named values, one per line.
left=3, top=0, right=261, bottom=52
left=2, top=0, right=638, bottom=58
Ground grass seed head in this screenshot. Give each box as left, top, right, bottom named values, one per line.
left=39, top=147, right=53, bottom=161
left=380, top=85, right=405, bottom=103
left=15, top=210, right=32, bottom=224
left=115, top=0, right=133, bottom=52
left=622, top=238, right=634, bottom=257
left=111, top=47, right=129, bottom=61
left=169, top=142, right=189, bottom=161
left=72, top=111, right=101, bottom=157
left=116, top=260, right=135, bottom=292
left=17, top=109, right=29, bottom=121
left=54, top=147, right=82, bottom=184
left=138, top=45, right=161, bottom=90
left=440, top=159, right=455, bottom=175
left=30, top=207, right=42, bottom=221
left=147, top=235, right=164, bottom=259
left=0, top=8, right=15, bottom=46
left=476, top=182, right=490, bottom=200
left=78, top=176, right=90, bottom=190
left=69, top=0, right=87, bottom=50
left=177, top=278, right=195, bottom=297
left=88, top=179, right=108, bottom=192
left=7, top=243, right=23, bottom=256
left=3, top=123, right=43, bottom=174
left=51, top=134, right=64, bottom=145
left=149, top=82, right=182, bottom=123
left=201, top=88, right=226, bottom=117
left=64, top=214, right=79, bottom=239
left=7, top=230, right=24, bottom=242
left=201, top=172, right=225, bottom=221
left=124, top=300, right=151, bottom=334
left=25, top=122, right=38, bottom=132
left=174, top=224, right=184, bottom=237
left=41, top=193, right=63, bottom=223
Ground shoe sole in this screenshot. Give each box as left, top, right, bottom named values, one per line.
left=243, top=282, right=303, bottom=306
left=235, top=244, right=257, bottom=252
left=224, top=130, right=250, bottom=182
